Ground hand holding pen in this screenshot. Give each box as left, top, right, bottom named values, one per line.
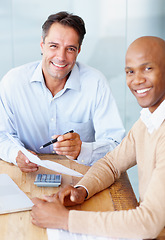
left=40, top=130, right=74, bottom=149
left=40, top=130, right=82, bottom=160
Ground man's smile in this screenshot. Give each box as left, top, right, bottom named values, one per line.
left=51, top=61, right=67, bottom=68
left=135, top=87, right=152, bottom=94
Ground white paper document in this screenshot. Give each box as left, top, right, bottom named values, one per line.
left=47, top=229, right=142, bottom=240
left=6, top=133, right=83, bottom=177
left=0, top=174, right=33, bottom=214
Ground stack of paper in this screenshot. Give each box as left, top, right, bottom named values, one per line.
left=47, top=229, right=142, bottom=240
left=0, top=174, right=33, bottom=214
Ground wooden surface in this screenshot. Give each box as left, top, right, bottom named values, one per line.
left=0, top=154, right=163, bottom=240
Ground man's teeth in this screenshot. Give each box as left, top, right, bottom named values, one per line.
left=52, top=62, right=66, bottom=68
left=137, top=88, right=151, bottom=94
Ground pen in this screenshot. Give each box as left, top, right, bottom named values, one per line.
left=39, top=130, right=74, bottom=149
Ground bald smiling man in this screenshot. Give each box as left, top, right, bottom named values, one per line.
left=31, top=36, right=165, bottom=239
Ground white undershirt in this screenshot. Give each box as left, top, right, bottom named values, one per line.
left=140, top=100, right=165, bottom=134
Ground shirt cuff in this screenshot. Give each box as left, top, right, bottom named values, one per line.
left=8, top=148, right=19, bottom=165
left=77, top=142, right=93, bottom=165
left=74, top=185, right=89, bottom=199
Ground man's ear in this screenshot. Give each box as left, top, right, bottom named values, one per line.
left=78, top=45, right=81, bottom=54
left=40, top=36, right=44, bottom=53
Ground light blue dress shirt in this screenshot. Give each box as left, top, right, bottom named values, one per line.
left=0, top=61, right=125, bottom=165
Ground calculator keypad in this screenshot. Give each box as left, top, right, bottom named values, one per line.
left=34, top=174, right=61, bottom=187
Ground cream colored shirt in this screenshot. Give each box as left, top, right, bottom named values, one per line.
left=69, top=103, right=165, bottom=239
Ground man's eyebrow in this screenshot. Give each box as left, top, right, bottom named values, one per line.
left=125, top=66, right=131, bottom=70
left=48, top=41, right=58, bottom=45
left=48, top=42, right=78, bottom=50
left=140, top=62, right=153, bottom=66
left=125, top=62, right=153, bottom=70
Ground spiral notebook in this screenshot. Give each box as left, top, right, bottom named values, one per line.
left=0, top=174, right=33, bottom=214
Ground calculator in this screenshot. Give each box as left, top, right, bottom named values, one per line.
left=34, top=174, right=62, bottom=187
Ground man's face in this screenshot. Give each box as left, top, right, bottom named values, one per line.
left=40, top=22, right=80, bottom=83
left=125, top=38, right=165, bottom=113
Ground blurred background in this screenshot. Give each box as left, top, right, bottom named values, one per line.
left=0, top=0, right=165, bottom=199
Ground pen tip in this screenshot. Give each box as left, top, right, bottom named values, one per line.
left=40, top=146, right=43, bottom=149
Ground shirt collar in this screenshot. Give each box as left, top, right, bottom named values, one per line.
left=140, top=100, right=165, bottom=134
left=30, top=61, right=44, bottom=83
left=30, top=61, right=80, bottom=92
left=63, top=62, right=80, bottom=91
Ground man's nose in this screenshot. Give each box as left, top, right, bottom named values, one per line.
left=133, top=72, right=146, bottom=85
left=56, top=48, right=66, bottom=61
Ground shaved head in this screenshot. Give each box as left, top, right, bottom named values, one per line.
left=125, top=36, right=165, bottom=112
left=126, top=36, right=165, bottom=65
left=127, top=36, right=165, bottom=50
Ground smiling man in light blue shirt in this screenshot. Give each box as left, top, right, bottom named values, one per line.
left=0, top=12, right=125, bottom=172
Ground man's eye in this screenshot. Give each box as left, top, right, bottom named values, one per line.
left=68, top=47, right=76, bottom=52
left=126, top=70, right=134, bottom=75
left=50, top=45, right=57, bottom=48
left=145, top=67, right=152, bottom=71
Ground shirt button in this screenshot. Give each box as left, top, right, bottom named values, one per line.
left=81, top=160, right=84, bottom=163
left=51, top=118, right=54, bottom=121
left=52, top=151, right=55, bottom=153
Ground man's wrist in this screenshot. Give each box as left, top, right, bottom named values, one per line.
left=74, top=185, right=88, bottom=199
left=63, top=209, right=69, bottom=231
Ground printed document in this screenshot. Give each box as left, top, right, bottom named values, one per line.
left=0, top=174, right=33, bottom=214
left=6, top=133, right=83, bottom=177
left=47, top=229, right=142, bottom=240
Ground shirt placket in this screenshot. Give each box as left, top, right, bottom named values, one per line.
left=49, top=98, right=57, bottom=153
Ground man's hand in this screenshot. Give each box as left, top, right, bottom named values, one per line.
left=43, top=185, right=87, bottom=206
left=16, top=150, right=39, bottom=173
left=31, top=197, right=69, bottom=229
left=53, top=132, right=82, bottom=160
